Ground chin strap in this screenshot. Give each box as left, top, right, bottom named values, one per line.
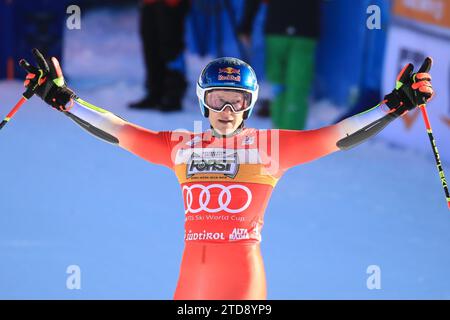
left=243, top=109, right=250, bottom=120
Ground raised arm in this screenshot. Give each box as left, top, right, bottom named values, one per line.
left=19, top=49, right=174, bottom=168
left=66, top=97, right=174, bottom=167
left=278, top=58, right=434, bottom=170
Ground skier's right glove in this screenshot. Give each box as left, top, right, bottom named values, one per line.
left=19, top=48, right=76, bottom=112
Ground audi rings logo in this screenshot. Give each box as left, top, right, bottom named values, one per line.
left=183, top=184, right=252, bottom=214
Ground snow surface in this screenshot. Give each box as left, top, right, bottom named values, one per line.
left=0, top=7, right=449, bottom=299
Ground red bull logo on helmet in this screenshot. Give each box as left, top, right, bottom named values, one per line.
left=218, top=67, right=241, bottom=82
left=219, top=67, right=240, bottom=75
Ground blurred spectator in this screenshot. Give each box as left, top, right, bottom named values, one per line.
left=129, top=0, right=190, bottom=112
left=238, top=0, right=320, bottom=129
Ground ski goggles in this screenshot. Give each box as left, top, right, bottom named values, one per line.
left=200, top=88, right=253, bottom=113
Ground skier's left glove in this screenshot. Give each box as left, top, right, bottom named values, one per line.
left=19, top=48, right=76, bottom=112
left=384, top=57, right=434, bottom=116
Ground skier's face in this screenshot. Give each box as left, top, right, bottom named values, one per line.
left=208, top=105, right=244, bottom=135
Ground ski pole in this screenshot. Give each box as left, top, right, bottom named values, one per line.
left=0, top=88, right=35, bottom=131
left=414, top=57, right=449, bottom=210
left=0, top=59, right=37, bottom=131
left=0, top=96, right=28, bottom=130
left=419, top=104, right=450, bottom=210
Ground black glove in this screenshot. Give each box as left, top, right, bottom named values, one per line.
left=19, top=48, right=76, bottom=111
left=384, top=57, right=434, bottom=116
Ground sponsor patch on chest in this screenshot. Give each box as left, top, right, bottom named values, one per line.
left=186, top=149, right=239, bottom=178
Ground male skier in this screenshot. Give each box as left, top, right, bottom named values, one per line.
left=19, top=49, right=434, bottom=299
